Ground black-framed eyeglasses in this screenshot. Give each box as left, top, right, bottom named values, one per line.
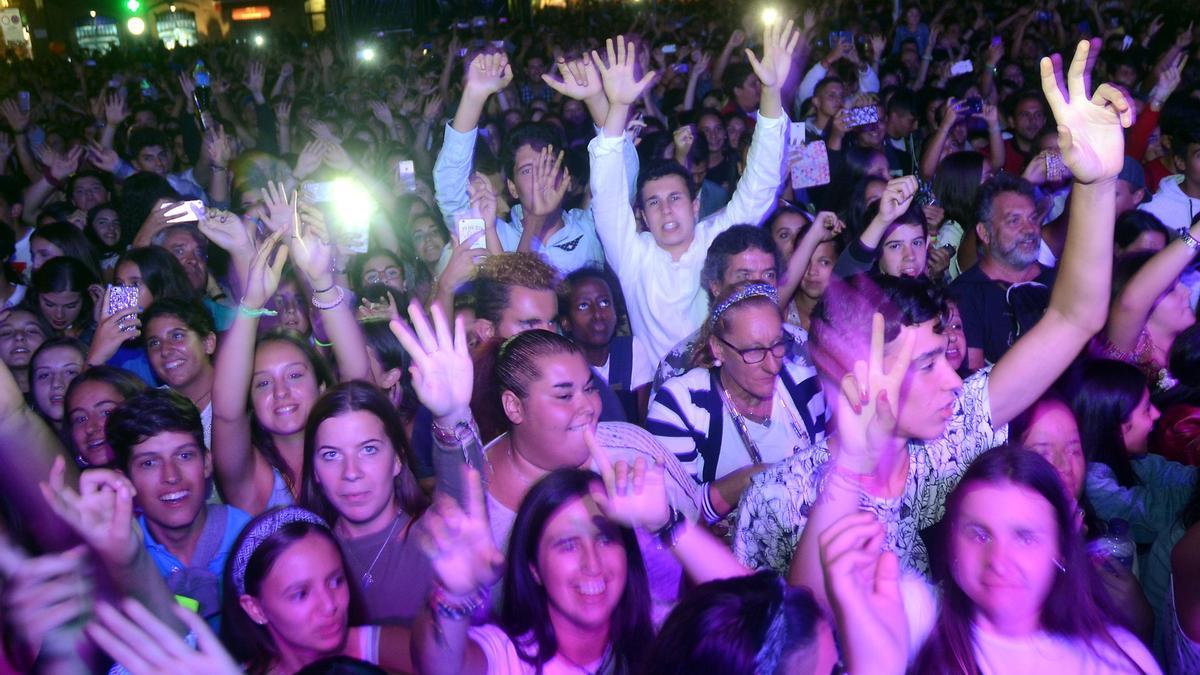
left=716, top=335, right=788, bottom=365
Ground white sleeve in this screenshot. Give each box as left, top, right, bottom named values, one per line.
left=707, top=113, right=787, bottom=238
left=588, top=133, right=648, bottom=278
left=797, top=62, right=829, bottom=104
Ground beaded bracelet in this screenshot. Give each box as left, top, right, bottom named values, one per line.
left=429, top=584, right=486, bottom=621
left=311, top=285, right=345, bottom=311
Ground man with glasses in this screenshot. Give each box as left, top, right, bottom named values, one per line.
left=948, top=173, right=1055, bottom=370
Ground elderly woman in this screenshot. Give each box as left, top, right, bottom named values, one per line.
left=646, top=282, right=827, bottom=525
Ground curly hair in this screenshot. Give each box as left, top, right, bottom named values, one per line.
left=474, top=252, right=560, bottom=324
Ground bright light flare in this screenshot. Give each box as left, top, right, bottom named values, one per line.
left=127, top=17, right=146, bottom=35
left=760, top=7, right=780, bottom=25
left=358, top=47, right=376, bottom=61
left=330, top=178, right=377, bottom=230
left=253, top=34, right=265, bottom=47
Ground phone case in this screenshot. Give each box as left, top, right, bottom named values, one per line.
left=843, top=106, right=879, bottom=128
left=790, top=141, right=831, bottom=189
left=106, top=285, right=140, bottom=316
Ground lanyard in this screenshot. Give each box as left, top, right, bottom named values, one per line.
left=715, top=374, right=810, bottom=465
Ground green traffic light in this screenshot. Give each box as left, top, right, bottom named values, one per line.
left=127, top=0, right=140, bottom=11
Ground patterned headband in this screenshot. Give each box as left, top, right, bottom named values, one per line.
left=232, top=507, right=329, bottom=596
left=710, top=283, right=779, bottom=329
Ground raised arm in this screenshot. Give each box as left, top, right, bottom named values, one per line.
left=1106, top=218, right=1200, bottom=351
left=412, top=470, right=500, bottom=675
left=834, top=177, right=918, bottom=278
left=712, top=21, right=797, bottom=229
left=0, top=339, right=77, bottom=552
left=40, top=459, right=186, bottom=636
left=989, top=40, right=1134, bottom=427
left=779, top=212, right=843, bottom=306
left=286, top=200, right=371, bottom=382
left=389, top=299, right=480, bottom=504
left=210, top=230, right=288, bottom=514
left=591, top=36, right=657, bottom=274
left=542, top=55, right=610, bottom=127
left=434, top=52, right=513, bottom=226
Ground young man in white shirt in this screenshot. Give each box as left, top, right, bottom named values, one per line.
left=585, top=23, right=800, bottom=364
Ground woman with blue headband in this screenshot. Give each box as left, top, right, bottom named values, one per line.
left=646, top=281, right=828, bottom=526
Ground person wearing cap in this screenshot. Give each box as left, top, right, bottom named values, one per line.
left=1116, top=156, right=1150, bottom=218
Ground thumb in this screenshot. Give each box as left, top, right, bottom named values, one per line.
left=874, top=550, right=903, bottom=599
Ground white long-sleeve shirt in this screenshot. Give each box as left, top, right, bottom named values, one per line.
left=796, top=61, right=880, bottom=107
left=588, top=113, right=787, bottom=363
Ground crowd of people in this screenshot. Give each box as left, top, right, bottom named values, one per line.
left=1, top=0, right=1200, bottom=672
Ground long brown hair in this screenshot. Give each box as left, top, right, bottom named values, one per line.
left=913, top=446, right=1144, bottom=674
left=300, top=381, right=428, bottom=524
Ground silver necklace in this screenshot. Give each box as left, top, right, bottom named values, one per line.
left=345, top=512, right=401, bottom=588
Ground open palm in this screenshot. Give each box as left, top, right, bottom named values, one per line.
left=389, top=300, right=473, bottom=419
left=542, top=57, right=603, bottom=101
left=1039, top=40, right=1133, bottom=184
left=747, top=19, right=801, bottom=89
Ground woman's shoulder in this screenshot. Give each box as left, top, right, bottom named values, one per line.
left=658, top=366, right=715, bottom=393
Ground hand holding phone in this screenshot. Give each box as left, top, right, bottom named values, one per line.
left=457, top=217, right=487, bottom=250
left=105, top=285, right=140, bottom=317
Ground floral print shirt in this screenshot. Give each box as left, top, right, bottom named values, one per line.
left=733, top=368, right=1007, bottom=576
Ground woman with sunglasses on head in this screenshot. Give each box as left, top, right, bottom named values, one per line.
left=212, top=187, right=373, bottom=516
left=390, top=300, right=700, bottom=619
left=646, top=281, right=826, bottom=526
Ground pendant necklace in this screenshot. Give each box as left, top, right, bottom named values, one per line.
left=346, top=512, right=401, bottom=588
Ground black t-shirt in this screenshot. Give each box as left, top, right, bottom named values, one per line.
left=948, top=264, right=1057, bottom=365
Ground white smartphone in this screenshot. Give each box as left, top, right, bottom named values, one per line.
left=457, top=217, right=487, bottom=250
left=302, top=181, right=335, bottom=203
left=788, top=121, right=806, bottom=152
left=950, top=60, right=974, bottom=76
left=396, top=160, right=417, bottom=191
left=162, top=199, right=206, bottom=223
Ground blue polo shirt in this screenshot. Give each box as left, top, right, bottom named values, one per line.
left=140, top=503, right=251, bottom=627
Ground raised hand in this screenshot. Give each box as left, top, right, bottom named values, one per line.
left=368, top=100, right=395, bottom=127
left=593, top=36, right=657, bottom=107
left=672, top=125, right=695, bottom=164
left=322, top=141, right=354, bottom=172
left=389, top=299, right=473, bottom=419
left=819, top=512, right=908, bottom=675
left=261, top=181, right=298, bottom=235
left=293, top=139, right=325, bottom=181
left=42, top=145, right=85, bottom=182
left=104, top=91, right=129, bottom=127
left=1039, top=39, right=1133, bottom=184
left=87, top=599, right=241, bottom=675
left=529, top=146, right=570, bottom=217
left=1149, top=54, right=1187, bottom=107
left=204, top=125, right=233, bottom=167
left=273, top=99, right=292, bottom=125
left=587, top=427, right=670, bottom=531
left=542, top=56, right=604, bottom=101
left=877, top=176, right=918, bottom=225
left=0, top=99, right=29, bottom=133
left=805, top=211, right=845, bottom=243
left=239, top=230, right=288, bottom=310
left=726, top=29, right=747, bottom=50
left=198, top=208, right=253, bottom=254
left=421, top=94, right=445, bottom=123
left=0, top=540, right=92, bottom=664
left=40, top=456, right=140, bottom=568
left=468, top=171, right=498, bottom=229
left=288, top=204, right=336, bottom=288
left=419, top=468, right=503, bottom=596
left=464, top=52, right=514, bottom=98
left=245, top=61, right=266, bottom=101
left=836, top=313, right=917, bottom=474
